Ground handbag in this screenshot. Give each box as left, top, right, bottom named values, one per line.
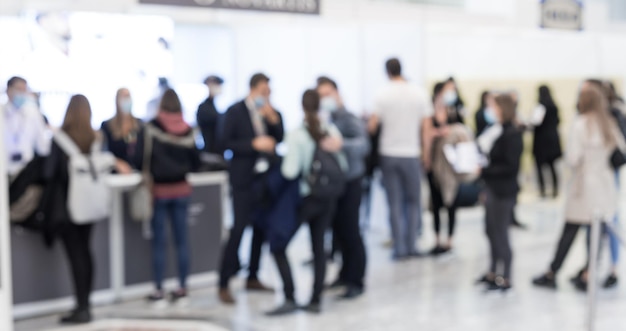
left=130, top=126, right=154, bottom=222
left=610, top=148, right=626, bottom=170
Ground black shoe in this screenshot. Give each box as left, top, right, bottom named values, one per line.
left=533, top=274, right=557, bottom=289
left=60, top=309, right=92, bottom=324
left=266, top=300, right=299, bottom=316
left=170, top=289, right=189, bottom=306
left=511, top=220, right=527, bottom=229
left=340, top=286, right=364, bottom=299
left=476, top=275, right=495, bottom=286
left=326, top=279, right=347, bottom=290
left=573, top=277, right=588, bottom=292
left=302, top=301, right=322, bottom=314
left=430, top=246, right=444, bottom=256
left=569, top=270, right=585, bottom=284
left=604, top=275, right=618, bottom=289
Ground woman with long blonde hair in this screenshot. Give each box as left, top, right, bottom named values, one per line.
left=533, top=82, right=625, bottom=291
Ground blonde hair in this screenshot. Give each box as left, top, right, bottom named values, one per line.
left=578, top=84, right=616, bottom=146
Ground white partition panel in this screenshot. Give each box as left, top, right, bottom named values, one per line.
left=0, top=104, right=14, bottom=331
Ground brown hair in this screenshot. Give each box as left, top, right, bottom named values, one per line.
left=62, top=95, right=96, bottom=154
left=494, top=94, right=517, bottom=124
left=159, top=88, right=182, bottom=113
left=302, top=89, right=324, bottom=142
left=578, top=84, right=615, bottom=145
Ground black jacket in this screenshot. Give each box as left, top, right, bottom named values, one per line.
left=481, top=123, right=523, bottom=198
left=134, top=119, right=201, bottom=184
left=100, top=119, right=143, bottom=165
left=220, top=100, right=284, bottom=190
left=533, top=103, right=562, bottom=164
left=197, top=97, right=221, bottom=154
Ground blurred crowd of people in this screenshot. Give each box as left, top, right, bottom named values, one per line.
left=4, top=57, right=626, bottom=324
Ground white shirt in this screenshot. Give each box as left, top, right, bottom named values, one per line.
left=3, top=101, right=51, bottom=176
left=373, top=80, right=433, bottom=158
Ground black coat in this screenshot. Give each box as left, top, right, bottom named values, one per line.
left=475, top=108, right=488, bottom=138
left=482, top=123, right=523, bottom=198
left=533, top=103, right=562, bottom=164
left=220, top=100, right=284, bottom=191
left=197, top=97, right=222, bottom=154
left=100, top=119, right=142, bottom=165
left=43, top=141, right=71, bottom=226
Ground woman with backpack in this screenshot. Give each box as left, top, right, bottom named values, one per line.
left=134, top=89, right=201, bottom=307
left=45, top=95, right=130, bottom=324
left=266, top=89, right=346, bottom=316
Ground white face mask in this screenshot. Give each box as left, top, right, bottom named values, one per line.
left=320, top=96, right=339, bottom=113
left=119, top=98, right=133, bottom=114
left=443, top=90, right=458, bottom=106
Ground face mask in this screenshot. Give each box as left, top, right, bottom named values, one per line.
left=320, top=96, right=339, bottom=113
left=254, top=96, right=266, bottom=109
left=120, top=98, right=133, bottom=114
left=319, top=109, right=331, bottom=125
left=484, top=107, right=497, bottom=125
left=12, top=93, right=28, bottom=109
left=443, top=90, right=458, bottom=106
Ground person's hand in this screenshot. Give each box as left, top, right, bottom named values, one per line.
left=115, top=159, right=132, bottom=174
left=252, top=136, right=277, bottom=153
left=438, top=126, right=450, bottom=137
left=321, top=136, right=343, bottom=152
left=259, top=103, right=280, bottom=124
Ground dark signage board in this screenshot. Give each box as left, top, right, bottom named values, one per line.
left=138, top=0, right=320, bottom=15
left=541, top=0, right=583, bottom=31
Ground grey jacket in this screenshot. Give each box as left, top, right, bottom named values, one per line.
left=332, top=108, right=370, bottom=181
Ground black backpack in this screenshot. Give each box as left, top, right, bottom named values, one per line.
left=307, top=145, right=346, bottom=199
left=611, top=108, right=626, bottom=141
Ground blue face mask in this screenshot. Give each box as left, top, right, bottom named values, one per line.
left=320, top=96, right=339, bottom=113
left=12, top=94, right=28, bottom=109
left=484, top=107, right=497, bottom=125
left=120, top=98, right=133, bottom=114
left=254, top=96, right=266, bottom=109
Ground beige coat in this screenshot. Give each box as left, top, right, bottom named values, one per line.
left=564, top=115, right=624, bottom=224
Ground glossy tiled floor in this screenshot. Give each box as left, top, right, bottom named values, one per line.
left=14, top=191, right=626, bottom=331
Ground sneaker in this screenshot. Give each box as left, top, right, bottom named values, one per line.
left=170, top=289, right=189, bottom=307
left=60, top=309, right=92, bottom=324
left=533, top=274, right=557, bottom=289
left=266, top=300, right=299, bottom=316
left=603, top=275, right=618, bottom=289
left=147, top=291, right=167, bottom=309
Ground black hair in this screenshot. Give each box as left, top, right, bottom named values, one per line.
left=479, top=91, right=490, bottom=110
left=538, top=85, right=556, bottom=108
left=250, top=73, right=270, bottom=89
left=385, top=58, right=402, bottom=77
left=432, top=82, right=445, bottom=103
left=317, top=76, right=338, bottom=90
left=7, top=76, right=27, bottom=89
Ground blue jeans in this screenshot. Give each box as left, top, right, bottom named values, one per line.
left=380, top=156, right=423, bottom=257
left=152, top=196, right=191, bottom=290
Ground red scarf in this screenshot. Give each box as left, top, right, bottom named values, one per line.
left=157, top=112, right=190, bottom=135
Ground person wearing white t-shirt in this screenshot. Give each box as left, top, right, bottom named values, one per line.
left=368, top=58, right=434, bottom=260
left=3, top=76, right=51, bottom=176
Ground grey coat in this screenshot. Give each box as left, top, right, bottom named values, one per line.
left=332, top=109, right=370, bottom=181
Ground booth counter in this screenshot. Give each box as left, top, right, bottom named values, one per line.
left=11, top=172, right=228, bottom=319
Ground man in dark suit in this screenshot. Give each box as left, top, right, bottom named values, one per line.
left=197, top=75, right=224, bottom=154
left=218, top=73, right=284, bottom=304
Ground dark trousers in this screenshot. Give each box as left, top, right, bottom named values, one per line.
left=219, top=189, right=266, bottom=288
left=536, top=159, right=558, bottom=196
left=273, top=251, right=295, bottom=302
left=550, top=222, right=606, bottom=274
left=152, top=197, right=190, bottom=290
left=485, top=189, right=515, bottom=279
left=61, top=223, right=94, bottom=310
left=302, top=196, right=336, bottom=303
left=427, top=172, right=457, bottom=238
left=333, top=177, right=367, bottom=289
